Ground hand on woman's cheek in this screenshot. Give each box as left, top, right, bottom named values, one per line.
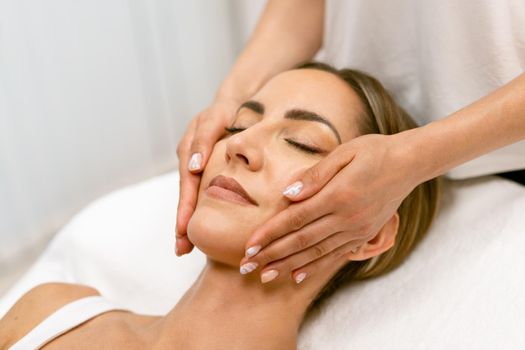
left=186, top=141, right=308, bottom=268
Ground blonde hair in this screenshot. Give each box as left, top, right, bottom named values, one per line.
left=295, top=62, right=442, bottom=310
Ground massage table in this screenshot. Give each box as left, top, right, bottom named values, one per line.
left=1, top=171, right=524, bottom=349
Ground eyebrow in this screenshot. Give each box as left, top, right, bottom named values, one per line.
left=237, top=100, right=342, bottom=144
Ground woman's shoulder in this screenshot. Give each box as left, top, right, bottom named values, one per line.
left=0, top=282, right=100, bottom=349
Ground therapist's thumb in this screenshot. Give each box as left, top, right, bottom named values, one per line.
left=188, top=119, right=225, bottom=173
left=282, top=145, right=354, bottom=201
left=188, top=101, right=239, bottom=173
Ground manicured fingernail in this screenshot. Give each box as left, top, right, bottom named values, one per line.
left=295, top=272, right=307, bottom=284
left=175, top=245, right=180, bottom=256
left=240, top=262, right=258, bottom=275
left=188, top=153, right=202, bottom=171
left=245, top=245, right=261, bottom=258
left=282, top=181, right=303, bottom=197
left=261, top=269, right=279, bottom=283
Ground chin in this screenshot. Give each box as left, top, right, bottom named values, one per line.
left=187, top=205, right=251, bottom=267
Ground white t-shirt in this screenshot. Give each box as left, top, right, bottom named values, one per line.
left=321, top=0, right=525, bottom=179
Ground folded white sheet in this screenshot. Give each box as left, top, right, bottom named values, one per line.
left=1, top=171, right=524, bottom=349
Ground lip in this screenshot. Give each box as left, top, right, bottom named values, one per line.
left=206, top=175, right=258, bottom=206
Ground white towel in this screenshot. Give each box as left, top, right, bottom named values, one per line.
left=1, top=172, right=524, bottom=349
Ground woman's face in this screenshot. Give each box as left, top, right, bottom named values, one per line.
left=187, top=69, right=364, bottom=266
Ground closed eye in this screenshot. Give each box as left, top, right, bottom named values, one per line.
left=224, top=127, right=324, bottom=154
left=224, top=126, right=245, bottom=134
left=224, top=126, right=323, bottom=155
left=284, top=139, right=322, bottom=154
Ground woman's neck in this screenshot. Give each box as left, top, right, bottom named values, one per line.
left=155, top=259, right=317, bottom=350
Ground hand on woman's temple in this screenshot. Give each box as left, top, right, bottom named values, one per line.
left=239, top=132, right=425, bottom=284
left=175, top=98, right=241, bottom=255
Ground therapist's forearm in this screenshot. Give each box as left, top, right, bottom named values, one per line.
left=216, top=0, right=324, bottom=102
left=403, top=71, right=525, bottom=182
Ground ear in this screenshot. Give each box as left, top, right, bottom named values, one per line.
left=349, top=213, right=400, bottom=261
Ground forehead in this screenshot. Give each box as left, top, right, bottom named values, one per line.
left=251, top=69, right=364, bottom=142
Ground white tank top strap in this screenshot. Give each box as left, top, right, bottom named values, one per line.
left=9, top=295, right=128, bottom=350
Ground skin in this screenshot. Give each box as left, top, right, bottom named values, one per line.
left=0, top=69, right=399, bottom=350
left=175, top=0, right=325, bottom=255
left=176, top=0, right=525, bottom=284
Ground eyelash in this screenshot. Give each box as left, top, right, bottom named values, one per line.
left=223, top=126, right=321, bottom=154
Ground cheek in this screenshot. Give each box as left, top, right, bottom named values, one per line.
left=187, top=139, right=319, bottom=266
left=187, top=143, right=268, bottom=265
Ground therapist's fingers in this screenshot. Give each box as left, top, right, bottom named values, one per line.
left=243, top=192, right=330, bottom=258
left=239, top=214, right=336, bottom=269
left=175, top=170, right=199, bottom=255
left=257, top=233, right=363, bottom=284
left=175, top=119, right=199, bottom=255
left=177, top=115, right=227, bottom=247
left=282, top=144, right=355, bottom=202
left=289, top=239, right=364, bottom=285
left=176, top=100, right=240, bottom=255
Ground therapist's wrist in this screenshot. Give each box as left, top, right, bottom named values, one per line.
left=392, top=124, right=447, bottom=185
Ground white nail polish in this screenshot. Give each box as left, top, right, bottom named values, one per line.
left=245, top=245, right=261, bottom=258
left=295, top=272, right=307, bottom=284
left=261, top=269, right=279, bottom=283
left=188, top=153, right=202, bottom=171
left=282, top=181, right=303, bottom=197
left=240, top=262, right=258, bottom=275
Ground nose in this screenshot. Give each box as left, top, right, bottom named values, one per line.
left=224, top=130, right=263, bottom=171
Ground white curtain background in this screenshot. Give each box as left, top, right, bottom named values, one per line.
left=0, top=0, right=266, bottom=284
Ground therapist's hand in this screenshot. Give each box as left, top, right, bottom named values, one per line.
left=239, top=132, right=425, bottom=284
left=175, top=98, right=241, bottom=256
